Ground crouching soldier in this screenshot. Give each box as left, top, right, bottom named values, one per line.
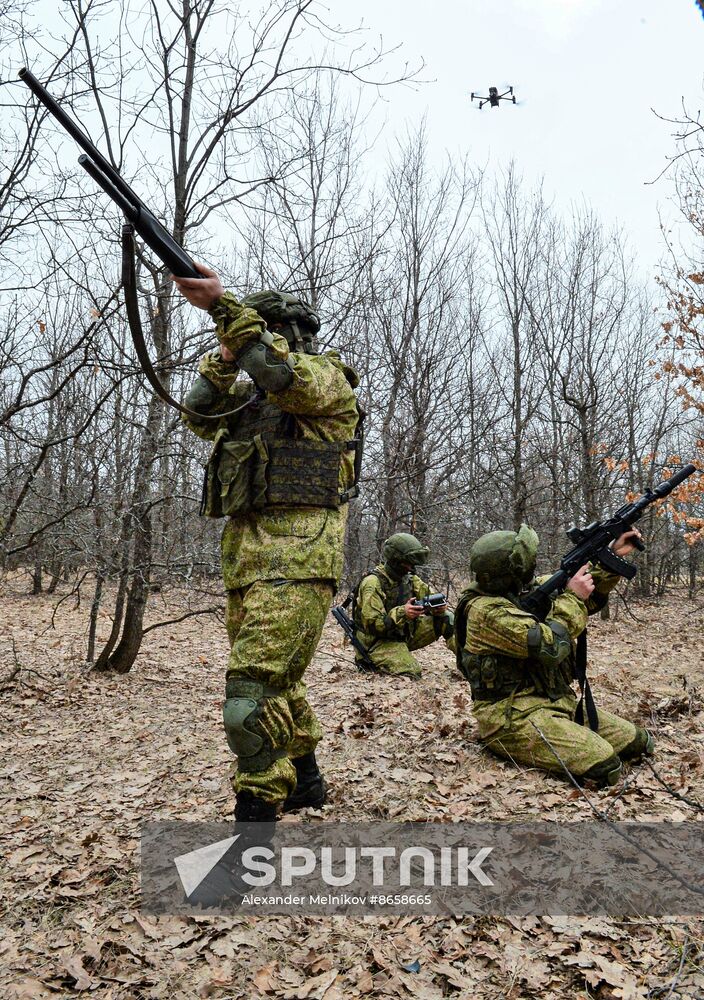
left=455, top=524, right=654, bottom=787
left=352, top=533, right=456, bottom=678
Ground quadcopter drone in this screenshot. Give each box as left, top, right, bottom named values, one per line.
left=470, top=86, right=516, bottom=110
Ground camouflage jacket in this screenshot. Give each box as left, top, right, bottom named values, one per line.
left=458, top=565, right=621, bottom=703
left=182, top=293, right=361, bottom=590
left=354, top=564, right=454, bottom=646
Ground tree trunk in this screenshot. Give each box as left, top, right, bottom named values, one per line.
left=103, top=390, right=162, bottom=673
left=86, top=573, right=104, bottom=664
left=92, top=511, right=133, bottom=672
left=688, top=545, right=698, bottom=599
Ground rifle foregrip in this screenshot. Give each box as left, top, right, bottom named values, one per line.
left=597, top=546, right=637, bottom=579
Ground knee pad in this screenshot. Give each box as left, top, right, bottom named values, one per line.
left=223, top=678, right=291, bottom=772
left=581, top=754, right=623, bottom=788
left=619, top=727, right=655, bottom=762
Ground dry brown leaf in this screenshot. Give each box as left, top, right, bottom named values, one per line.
left=427, top=959, right=467, bottom=990
left=200, top=960, right=235, bottom=994
left=6, top=979, right=55, bottom=999
left=355, top=969, right=374, bottom=993
left=252, top=961, right=280, bottom=994
left=283, top=968, right=340, bottom=999
left=62, top=955, right=93, bottom=991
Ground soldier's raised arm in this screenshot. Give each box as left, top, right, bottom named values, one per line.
left=174, top=268, right=358, bottom=418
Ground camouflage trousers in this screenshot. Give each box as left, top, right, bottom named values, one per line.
left=357, top=618, right=457, bottom=678
left=225, top=578, right=332, bottom=804
left=473, top=691, right=641, bottom=779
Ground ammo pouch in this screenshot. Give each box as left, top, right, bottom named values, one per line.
left=266, top=439, right=346, bottom=507
left=201, top=426, right=353, bottom=517
left=460, top=651, right=525, bottom=701
left=459, top=650, right=573, bottom=703
left=201, top=431, right=268, bottom=518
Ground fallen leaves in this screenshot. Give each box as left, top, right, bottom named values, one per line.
left=2, top=584, right=704, bottom=997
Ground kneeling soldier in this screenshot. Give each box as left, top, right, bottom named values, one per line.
left=352, top=533, right=456, bottom=678
left=455, top=524, right=654, bottom=787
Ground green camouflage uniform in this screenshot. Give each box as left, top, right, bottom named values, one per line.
left=183, top=293, right=361, bottom=804
left=354, top=564, right=456, bottom=678
left=456, top=525, right=653, bottom=786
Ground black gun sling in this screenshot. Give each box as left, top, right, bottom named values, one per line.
left=573, top=631, right=599, bottom=731
left=121, top=224, right=255, bottom=422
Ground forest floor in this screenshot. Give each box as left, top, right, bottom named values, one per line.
left=1, top=575, right=704, bottom=999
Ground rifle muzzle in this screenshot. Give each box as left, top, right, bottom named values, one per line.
left=653, top=464, right=697, bottom=498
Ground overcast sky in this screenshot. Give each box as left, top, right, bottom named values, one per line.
left=17, top=0, right=704, bottom=281
left=332, top=0, right=704, bottom=278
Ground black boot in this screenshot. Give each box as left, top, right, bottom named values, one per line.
left=186, top=791, right=277, bottom=909
left=283, top=752, right=327, bottom=812
left=234, top=789, right=278, bottom=824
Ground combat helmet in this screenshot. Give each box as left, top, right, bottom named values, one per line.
left=469, top=524, right=539, bottom=594
left=242, top=290, right=320, bottom=354
left=382, top=532, right=430, bottom=578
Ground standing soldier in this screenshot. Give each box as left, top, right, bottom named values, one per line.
left=351, top=533, right=456, bottom=678
left=175, top=267, right=363, bottom=824
left=455, top=524, right=654, bottom=787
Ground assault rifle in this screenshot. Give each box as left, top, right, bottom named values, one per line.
left=330, top=603, right=377, bottom=672
left=18, top=67, right=201, bottom=279
left=522, top=463, right=697, bottom=620
left=520, top=463, right=697, bottom=731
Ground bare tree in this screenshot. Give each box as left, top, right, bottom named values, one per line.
left=350, top=126, right=481, bottom=583
left=20, top=0, right=420, bottom=672
left=480, top=165, right=548, bottom=530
